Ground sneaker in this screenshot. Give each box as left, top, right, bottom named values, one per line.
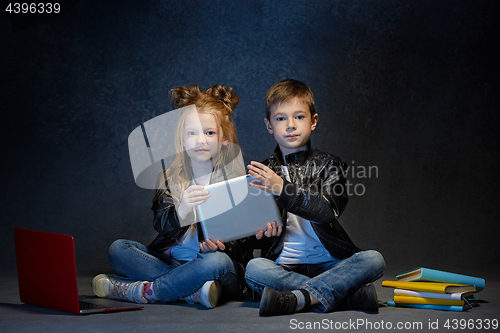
left=183, top=281, right=222, bottom=309
left=92, top=274, right=148, bottom=304
left=259, top=287, right=297, bottom=316
left=342, top=283, right=379, bottom=313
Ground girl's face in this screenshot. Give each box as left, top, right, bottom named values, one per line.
left=182, top=111, right=223, bottom=164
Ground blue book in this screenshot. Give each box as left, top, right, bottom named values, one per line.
left=396, top=268, right=485, bottom=292
left=387, top=300, right=478, bottom=312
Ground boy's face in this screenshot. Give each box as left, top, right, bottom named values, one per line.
left=264, top=98, right=318, bottom=156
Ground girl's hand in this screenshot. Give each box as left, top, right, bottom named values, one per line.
left=256, top=221, right=282, bottom=240
left=247, top=161, right=284, bottom=196
left=199, top=239, right=225, bottom=252
left=177, top=185, right=210, bottom=220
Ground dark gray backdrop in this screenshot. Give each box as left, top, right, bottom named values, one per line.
left=1, top=0, right=499, bottom=277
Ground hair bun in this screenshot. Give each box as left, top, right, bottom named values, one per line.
left=169, top=85, right=205, bottom=109
left=207, top=84, right=239, bottom=115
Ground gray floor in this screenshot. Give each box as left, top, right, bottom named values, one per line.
left=1, top=268, right=498, bottom=333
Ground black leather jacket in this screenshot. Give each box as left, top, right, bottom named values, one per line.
left=254, top=143, right=361, bottom=260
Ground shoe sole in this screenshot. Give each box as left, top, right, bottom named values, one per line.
left=352, top=283, right=379, bottom=313
left=259, top=287, right=272, bottom=316
left=92, top=274, right=110, bottom=298
left=207, top=280, right=222, bottom=308
left=198, top=280, right=222, bottom=309
left=365, top=283, right=379, bottom=313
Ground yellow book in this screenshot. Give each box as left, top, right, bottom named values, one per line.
left=393, top=295, right=465, bottom=306
left=394, top=288, right=474, bottom=300
left=382, top=280, right=476, bottom=294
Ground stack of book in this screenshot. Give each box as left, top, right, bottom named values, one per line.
left=382, top=267, right=485, bottom=312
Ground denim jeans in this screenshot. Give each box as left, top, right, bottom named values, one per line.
left=107, top=239, right=241, bottom=303
left=245, top=250, right=385, bottom=312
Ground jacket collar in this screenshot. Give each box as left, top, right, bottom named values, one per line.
left=272, top=141, right=314, bottom=166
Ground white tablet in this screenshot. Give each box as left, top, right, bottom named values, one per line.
left=196, top=174, right=283, bottom=242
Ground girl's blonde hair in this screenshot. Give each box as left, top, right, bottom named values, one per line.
left=153, top=84, right=243, bottom=204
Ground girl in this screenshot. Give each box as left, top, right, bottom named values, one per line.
left=92, top=84, right=252, bottom=308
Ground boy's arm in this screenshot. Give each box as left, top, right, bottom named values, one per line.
left=256, top=221, right=282, bottom=239
left=247, top=161, right=284, bottom=195
left=249, top=160, right=349, bottom=224
left=238, top=222, right=282, bottom=251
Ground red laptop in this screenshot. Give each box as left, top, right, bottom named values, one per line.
left=14, top=228, right=143, bottom=314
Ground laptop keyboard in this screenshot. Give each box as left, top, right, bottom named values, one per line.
left=79, top=301, right=107, bottom=310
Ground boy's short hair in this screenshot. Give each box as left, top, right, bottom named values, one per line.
left=265, top=79, right=315, bottom=119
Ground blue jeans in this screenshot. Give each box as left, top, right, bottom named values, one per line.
left=245, top=250, right=385, bottom=312
left=108, top=239, right=241, bottom=303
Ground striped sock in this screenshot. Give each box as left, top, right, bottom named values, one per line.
left=291, top=289, right=311, bottom=312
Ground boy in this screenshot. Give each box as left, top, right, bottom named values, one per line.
left=245, top=79, right=386, bottom=316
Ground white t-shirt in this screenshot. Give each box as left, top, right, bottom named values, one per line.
left=276, top=165, right=336, bottom=264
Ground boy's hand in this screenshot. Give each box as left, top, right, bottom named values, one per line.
left=177, top=185, right=209, bottom=220
left=256, top=221, right=282, bottom=240
left=199, top=239, right=225, bottom=252
left=247, top=161, right=284, bottom=196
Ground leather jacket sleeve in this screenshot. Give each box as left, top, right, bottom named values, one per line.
left=274, top=157, right=349, bottom=225
left=152, top=190, right=191, bottom=235
left=148, top=189, right=193, bottom=252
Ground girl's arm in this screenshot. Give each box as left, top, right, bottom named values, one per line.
left=199, top=239, right=225, bottom=252
left=176, top=185, right=209, bottom=221
left=151, top=190, right=186, bottom=236
left=152, top=183, right=210, bottom=234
